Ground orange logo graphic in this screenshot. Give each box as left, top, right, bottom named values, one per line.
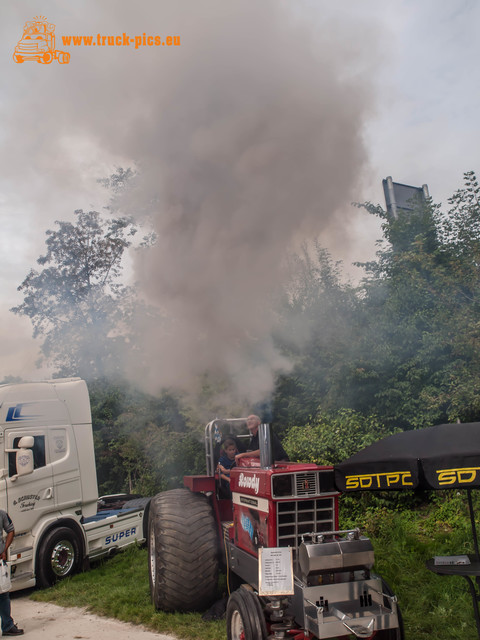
left=13, top=16, right=70, bottom=64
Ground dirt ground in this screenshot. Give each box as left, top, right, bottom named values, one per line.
left=9, top=593, right=175, bottom=639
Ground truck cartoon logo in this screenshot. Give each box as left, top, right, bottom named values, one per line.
left=13, top=16, right=70, bottom=65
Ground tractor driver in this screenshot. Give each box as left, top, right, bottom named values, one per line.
left=235, top=414, right=288, bottom=464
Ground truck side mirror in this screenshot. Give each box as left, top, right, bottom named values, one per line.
left=17, top=436, right=34, bottom=449
left=15, top=448, right=34, bottom=478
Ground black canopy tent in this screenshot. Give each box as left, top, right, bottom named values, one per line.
left=334, top=422, right=480, bottom=636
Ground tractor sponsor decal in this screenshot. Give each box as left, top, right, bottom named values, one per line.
left=241, top=513, right=254, bottom=540
left=238, top=472, right=260, bottom=495
left=213, top=424, right=222, bottom=443
left=232, top=492, right=269, bottom=513
left=105, top=527, right=137, bottom=545
left=6, top=403, right=39, bottom=422
left=436, top=467, right=480, bottom=486
left=345, top=471, right=413, bottom=490
left=240, top=496, right=258, bottom=507
left=13, top=494, right=40, bottom=512
left=238, top=507, right=266, bottom=551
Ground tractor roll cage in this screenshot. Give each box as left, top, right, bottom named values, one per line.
left=205, top=418, right=273, bottom=475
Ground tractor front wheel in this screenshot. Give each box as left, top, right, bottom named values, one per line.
left=148, top=488, right=218, bottom=611
left=226, top=587, right=267, bottom=640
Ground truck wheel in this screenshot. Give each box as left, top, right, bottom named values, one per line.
left=148, top=488, right=218, bottom=611
left=39, top=52, right=53, bottom=64
left=58, top=52, right=70, bottom=64
left=226, top=587, right=267, bottom=640
left=36, top=527, right=82, bottom=588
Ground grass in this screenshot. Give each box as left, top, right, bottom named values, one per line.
left=342, top=491, right=479, bottom=640
left=30, top=545, right=227, bottom=640
left=30, top=493, right=480, bottom=639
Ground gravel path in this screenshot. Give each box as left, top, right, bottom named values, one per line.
left=9, top=594, right=175, bottom=639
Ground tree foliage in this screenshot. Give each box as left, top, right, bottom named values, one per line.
left=11, top=209, right=137, bottom=379
left=88, top=378, right=204, bottom=495
left=274, top=171, right=480, bottom=432
left=273, top=241, right=360, bottom=428
left=283, top=409, right=394, bottom=465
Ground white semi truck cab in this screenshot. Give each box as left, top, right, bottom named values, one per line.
left=0, top=378, right=148, bottom=590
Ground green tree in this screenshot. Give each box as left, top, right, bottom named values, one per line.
left=88, top=378, right=200, bottom=495
left=273, top=172, right=480, bottom=433
left=283, top=409, right=394, bottom=465
left=352, top=171, right=480, bottom=427
left=273, top=240, right=360, bottom=428
left=11, top=209, right=137, bottom=379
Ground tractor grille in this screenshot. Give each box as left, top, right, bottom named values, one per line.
left=296, top=471, right=318, bottom=496
left=272, top=469, right=336, bottom=498
left=276, top=497, right=335, bottom=553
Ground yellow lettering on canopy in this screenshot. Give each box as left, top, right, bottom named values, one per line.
left=345, top=471, right=413, bottom=490
left=437, top=470, right=457, bottom=485
left=437, top=467, right=480, bottom=486
left=345, top=476, right=359, bottom=490
left=386, top=473, right=400, bottom=487
left=359, top=476, right=374, bottom=489
left=458, top=469, right=478, bottom=484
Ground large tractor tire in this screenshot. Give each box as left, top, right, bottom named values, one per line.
left=148, top=488, right=219, bottom=611
left=226, top=587, right=268, bottom=640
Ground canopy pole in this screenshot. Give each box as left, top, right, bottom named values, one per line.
left=467, top=489, right=480, bottom=561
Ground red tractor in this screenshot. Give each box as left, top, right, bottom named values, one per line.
left=148, top=419, right=403, bottom=639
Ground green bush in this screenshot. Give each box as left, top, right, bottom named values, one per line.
left=283, top=408, right=395, bottom=465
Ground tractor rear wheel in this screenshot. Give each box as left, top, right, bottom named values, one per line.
left=148, top=488, right=218, bottom=611
left=226, top=587, right=267, bottom=640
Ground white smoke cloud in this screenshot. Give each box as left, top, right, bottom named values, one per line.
left=1, top=1, right=382, bottom=402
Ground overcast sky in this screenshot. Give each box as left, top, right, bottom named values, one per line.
left=1, top=0, right=479, bottom=388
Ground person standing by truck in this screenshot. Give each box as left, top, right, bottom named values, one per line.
left=0, top=511, right=23, bottom=636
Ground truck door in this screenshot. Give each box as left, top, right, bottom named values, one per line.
left=4, top=429, right=54, bottom=535
left=48, top=426, right=82, bottom=513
